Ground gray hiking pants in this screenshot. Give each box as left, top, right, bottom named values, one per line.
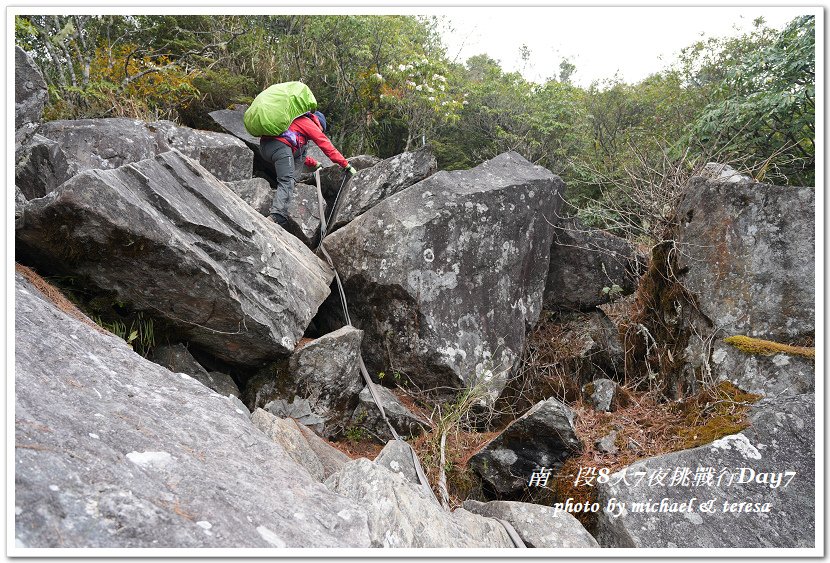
left=259, top=139, right=305, bottom=219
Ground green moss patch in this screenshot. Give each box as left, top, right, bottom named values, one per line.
left=724, top=335, right=815, bottom=359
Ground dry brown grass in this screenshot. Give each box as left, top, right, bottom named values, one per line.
left=15, top=263, right=110, bottom=336
left=331, top=437, right=385, bottom=460
left=494, top=311, right=587, bottom=424
left=548, top=380, right=761, bottom=530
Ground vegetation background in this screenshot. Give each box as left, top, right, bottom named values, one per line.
left=15, top=13, right=815, bottom=241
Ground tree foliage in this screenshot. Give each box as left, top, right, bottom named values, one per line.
left=685, top=15, right=815, bottom=185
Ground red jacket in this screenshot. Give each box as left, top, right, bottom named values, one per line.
left=263, top=114, right=349, bottom=168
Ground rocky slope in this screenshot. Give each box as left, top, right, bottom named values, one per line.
left=13, top=45, right=815, bottom=551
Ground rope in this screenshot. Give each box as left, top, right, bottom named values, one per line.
left=497, top=519, right=527, bottom=548
left=310, top=170, right=526, bottom=545
left=324, top=170, right=349, bottom=233
left=313, top=169, right=395, bottom=441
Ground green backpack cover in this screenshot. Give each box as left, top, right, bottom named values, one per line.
left=243, top=81, right=317, bottom=137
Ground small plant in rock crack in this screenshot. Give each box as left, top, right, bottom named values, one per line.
left=345, top=425, right=368, bottom=443
left=92, top=311, right=155, bottom=357
left=602, top=283, right=624, bottom=301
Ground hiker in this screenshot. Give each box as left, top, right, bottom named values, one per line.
left=259, top=110, right=356, bottom=227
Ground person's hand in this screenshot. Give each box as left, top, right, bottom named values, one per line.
left=346, top=165, right=357, bottom=176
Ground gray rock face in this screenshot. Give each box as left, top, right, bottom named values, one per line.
left=15, top=47, right=47, bottom=129
left=469, top=398, right=582, bottom=496
left=15, top=134, right=75, bottom=200
left=584, top=378, right=619, bottom=412
left=325, top=458, right=513, bottom=547
left=676, top=177, right=815, bottom=395
left=250, top=409, right=326, bottom=481
left=350, top=385, right=430, bottom=442
left=150, top=121, right=252, bottom=181
left=544, top=217, right=643, bottom=311
left=374, top=440, right=420, bottom=485
left=150, top=344, right=240, bottom=397
left=14, top=272, right=370, bottom=548
left=285, top=182, right=325, bottom=248
left=462, top=499, right=599, bottom=548
left=329, top=147, right=438, bottom=230
left=595, top=394, right=815, bottom=548
left=223, top=177, right=273, bottom=216
left=294, top=423, right=351, bottom=480
left=322, top=152, right=563, bottom=402
left=305, top=143, right=334, bottom=168
left=15, top=186, right=26, bottom=230
left=16, top=150, right=333, bottom=365
left=348, top=154, right=381, bottom=170
left=709, top=347, right=814, bottom=397
left=34, top=119, right=253, bottom=193
left=263, top=397, right=326, bottom=434
left=38, top=118, right=163, bottom=175
left=209, top=105, right=260, bottom=147
left=287, top=326, right=366, bottom=437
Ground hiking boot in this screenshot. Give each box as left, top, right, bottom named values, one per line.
left=269, top=213, right=288, bottom=227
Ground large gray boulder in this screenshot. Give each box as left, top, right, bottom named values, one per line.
left=38, top=118, right=161, bottom=176
left=322, top=152, right=564, bottom=402
left=285, top=182, right=325, bottom=248
left=285, top=326, right=366, bottom=437
left=595, top=394, right=815, bottom=548
left=15, top=134, right=75, bottom=200
left=328, top=148, right=437, bottom=230
left=675, top=177, right=815, bottom=395
left=15, top=46, right=47, bottom=129
left=678, top=177, right=814, bottom=342
left=34, top=118, right=254, bottom=194
left=150, top=343, right=240, bottom=397
left=544, top=217, right=643, bottom=311
left=469, top=398, right=582, bottom=496
left=209, top=104, right=260, bottom=147
left=325, top=458, right=513, bottom=547
left=243, top=327, right=366, bottom=436
left=462, top=499, right=598, bottom=548
left=16, top=150, right=333, bottom=365
left=150, top=120, right=253, bottom=181
left=14, top=272, right=370, bottom=548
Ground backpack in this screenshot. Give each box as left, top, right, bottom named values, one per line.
left=243, top=81, right=317, bottom=137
